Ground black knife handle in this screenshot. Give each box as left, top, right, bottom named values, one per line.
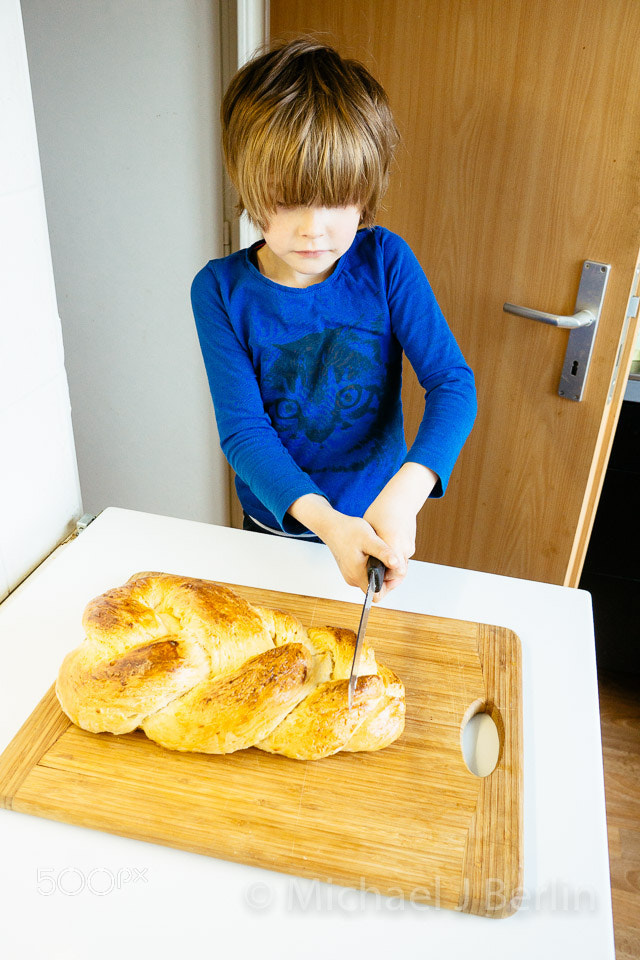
left=367, top=556, right=386, bottom=593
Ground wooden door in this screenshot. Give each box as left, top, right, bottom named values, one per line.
left=268, top=0, right=640, bottom=585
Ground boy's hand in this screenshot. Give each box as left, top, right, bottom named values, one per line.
left=362, top=498, right=415, bottom=598
left=287, top=495, right=400, bottom=598
left=288, top=461, right=438, bottom=601
left=319, top=513, right=403, bottom=598
left=363, top=462, right=440, bottom=599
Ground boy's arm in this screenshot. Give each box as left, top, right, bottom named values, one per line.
left=383, top=230, right=477, bottom=500
left=358, top=231, right=478, bottom=597
left=191, top=266, right=323, bottom=529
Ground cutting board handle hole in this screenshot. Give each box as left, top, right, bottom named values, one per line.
left=460, top=700, right=503, bottom=777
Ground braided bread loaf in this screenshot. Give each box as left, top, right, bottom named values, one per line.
left=55, top=572, right=405, bottom=760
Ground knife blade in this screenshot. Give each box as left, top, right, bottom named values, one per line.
left=348, top=556, right=386, bottom=709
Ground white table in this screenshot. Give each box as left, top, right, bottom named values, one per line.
left=0, top=507, right=614, bottom=959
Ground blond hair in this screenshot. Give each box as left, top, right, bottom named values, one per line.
left=221, top=38, right=399, bottom=230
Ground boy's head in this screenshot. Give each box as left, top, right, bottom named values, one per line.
left=221, top=38, right=399, bottom=231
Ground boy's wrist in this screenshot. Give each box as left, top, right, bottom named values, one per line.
left=287, top=493, right=338, bottom=541
left=385, top=462, right=438, bottom=514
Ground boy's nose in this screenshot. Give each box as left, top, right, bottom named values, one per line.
left=299, top=209, right=325, bottom=237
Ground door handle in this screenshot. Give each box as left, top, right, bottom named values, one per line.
left=503, top=260, right=610, bottom=401
left=502, top=304, right=594, bottom=329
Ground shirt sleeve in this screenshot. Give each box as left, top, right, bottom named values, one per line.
left=383, top=233, right=477, bottom=497
left=191, top=265, right=323, bottom=529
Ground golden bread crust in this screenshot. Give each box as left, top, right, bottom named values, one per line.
left=56, top=573, right=405, bottom=760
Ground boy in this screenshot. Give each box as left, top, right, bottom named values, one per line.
left=191, top=38, right=477, bottom=600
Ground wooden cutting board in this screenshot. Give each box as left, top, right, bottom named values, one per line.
left=0, top=582, right=523, bottom=918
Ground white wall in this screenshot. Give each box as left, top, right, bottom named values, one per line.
left=0, top=0, right=82, bottom=600
left=20, top=0, right=228, bottom=525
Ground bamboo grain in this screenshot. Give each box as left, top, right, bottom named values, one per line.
left=0, top=583, right=523, bottom=918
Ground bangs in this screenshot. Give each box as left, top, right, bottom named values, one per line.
left=237, top=105, right=382, bottom=228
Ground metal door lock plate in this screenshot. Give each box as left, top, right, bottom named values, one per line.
left=558, top=261, right=610, bottom=401
left=504, top=260, right=611, bottom=401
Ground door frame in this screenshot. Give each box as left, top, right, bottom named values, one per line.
left=220, top=0, right=269, bottom=530
left=567, top=258, right=640, bottom=585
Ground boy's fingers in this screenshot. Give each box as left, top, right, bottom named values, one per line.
left=346, top=527, right=406, bottom=596
left=368, top=553, right=407, bottom=598
left=365, top=535, right=400, bottom=574
left=372, top=574, right=404, bottom=602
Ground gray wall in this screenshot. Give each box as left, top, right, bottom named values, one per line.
left=21, top=0, right=228, bottom=524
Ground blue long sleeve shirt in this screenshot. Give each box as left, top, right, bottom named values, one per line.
left=191, top=226, right=477, bottom=534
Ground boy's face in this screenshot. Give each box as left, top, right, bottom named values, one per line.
left=258, top=205, right=361, bottom=287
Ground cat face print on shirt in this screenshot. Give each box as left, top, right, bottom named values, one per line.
left=261, top=327, right=397, bottom=473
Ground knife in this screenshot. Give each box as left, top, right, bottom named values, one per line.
left=348, top=556, right=386, bottom=709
